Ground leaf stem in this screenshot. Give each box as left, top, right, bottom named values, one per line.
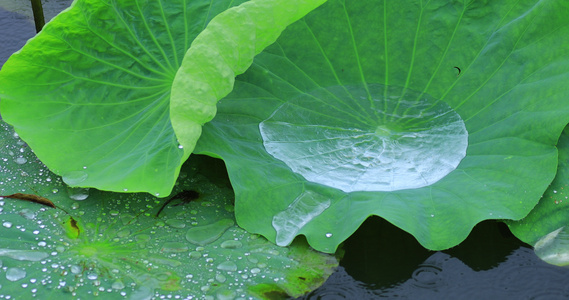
left=30, top=0, right=45, bottom=33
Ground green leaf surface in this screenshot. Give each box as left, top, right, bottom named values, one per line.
left=0, top=0, right=326, bottom=197
left=508, top=126, right=569, bottom=265
left=195, top=0, right=569, bottom=252
left=0, top=122, right=338, bottom=298
left=170, top=0, right=327, bottom=152
left=0, top=0, right=245, bottom=196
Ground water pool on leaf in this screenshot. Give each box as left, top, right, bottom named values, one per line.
left=260, top=84, right=468, bottom=192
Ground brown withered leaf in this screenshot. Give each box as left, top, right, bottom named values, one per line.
left=1, top=193, right=56, bottom=208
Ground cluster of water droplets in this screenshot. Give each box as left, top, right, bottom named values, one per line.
left=0, top=195, right=71, bottom=298
left=0, top=123, right=336, bottom=299
left=0, top=182, right=298, bottom=299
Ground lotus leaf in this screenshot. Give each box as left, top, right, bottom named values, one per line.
left=195, top=0, right=569, bottom=252
left=2, top=0, right=569, bottom=255
left=0, top=0, right=326, bottom=196
left=508, top=127, right=569, bottom=266
left=0, top=122, right=338, bottom=298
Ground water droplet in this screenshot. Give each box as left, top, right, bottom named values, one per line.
left=2, top=221, right=12, bottom=228
left=87, top=273, right=98, bottom=280
left=215, top=274, right=227, bottom=283
left=165, top=219, right=186, bottom=229
left=52, top=188, right=59, bottom=194
left=189, top=251, right=202, bottom=259
left=217, top=261, right=238, bottom=272
left=112, top=280, right=125, bottom=290
left=251, top=268, right=261, bottom=274
left=18, top=209, right=37, bottom=220
left=272, top=191, right=330, bottom=246
left=130, top=286, right=153, bottom=299
left=325, top=233, right=332, bottom=238
left=216, top=288, right=237, bottom=300
left=185, top=218, right=234, bottom=246
left=136, top=234, right=150, bottom=247
left=430, top=214, right=435, bottom=217
left=178, top=145, right=184, bottom=149
left=6, top=267, right=26, bottom=281
left=220, top=240, right=243, bottom=249
left=67, top=187, right=90, bottom=201
left=0, top=249, right=48, bottom=261
left=161, top=242, right=189, bottom=253
left=224, top=205, right=234, bottom=212
left=14, top=157, right=27, bottom=164
left=62, top=170, right=88, bottom=185
left=116, top=229, right=130, bottom=238
left=70, top=265, right=82, bottom=274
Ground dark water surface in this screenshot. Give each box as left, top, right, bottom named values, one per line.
left=0, top=0, right=72, bottom=66
left=299, top=218, right=569, bottom=299
left=2, top=2, right=569, bottom=299
left=0, top=7, right=35, bottom=66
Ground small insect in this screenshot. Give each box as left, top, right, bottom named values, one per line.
left=155, top=190, right=200, bottom=217
left=454, top=66, right=461, bottom=76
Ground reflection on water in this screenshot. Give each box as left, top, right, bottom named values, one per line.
left=0, top=8, right=35, bottom=66
left=298, top=217, right=569, bottom=299
left=0, top=0, right=73, bottom=66
left=302, top=247, right=569, bottom=299
left=2, top=2, right=569, bottom=299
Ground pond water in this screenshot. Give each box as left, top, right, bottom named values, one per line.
left=1, top=2, right=569, bottom=299
left=0, top=0, right=72, bottom=66
left=299, top=218, right=569, bottom=299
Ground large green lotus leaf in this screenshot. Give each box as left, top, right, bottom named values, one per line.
left=0, top=0, right=245, bottom=197
left=0, top=122, right=338, bottom=298
left=195, top=0, right=569, bottom=252
left=507, top=126, right=569, bottom=266
left=170, top=0, right=327, bottom=153
left=0, top=0, right=326, bottom=197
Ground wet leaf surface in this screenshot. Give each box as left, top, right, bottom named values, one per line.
left=509, top=126, right=569, bottom=266
left=0, top=122, right=338, bottom=298
left=196, top=0, right=569, bottom=252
